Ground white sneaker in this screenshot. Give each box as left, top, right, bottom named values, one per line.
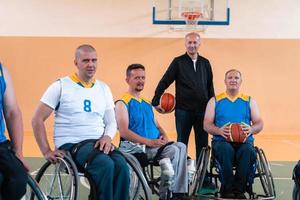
left=159, top=158, right=175, bottom=180
left=187, top=159, right=196, bottom=184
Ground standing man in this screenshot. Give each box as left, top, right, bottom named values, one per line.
left=115, top=64, right=188, bottom=200
left=152, top=32, right=214, bottom=163
left=0, top=63, right=29, bottom=199
left=203, top=69, right=263, bottom=198
left=32, top=44, right=130, bottom=200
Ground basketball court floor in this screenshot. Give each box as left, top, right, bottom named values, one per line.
left=24, top=131, right=299, bottom=199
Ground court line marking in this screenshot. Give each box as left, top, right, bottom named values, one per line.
left=282, top=140, right=300, bottom=147
left=273, top=177, right=292, bottom=180
left=270, top=163, right=284, bottom=166
left=30, top=169, right=40, bottom=176
left=80, top=177, right=90, bottom=189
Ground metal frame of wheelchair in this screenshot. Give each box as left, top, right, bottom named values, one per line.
left=194, top=146, right=276, bottom=200
left=33, top=152, right=152, bottom=200
left=142, top=159, right=161, bottom=196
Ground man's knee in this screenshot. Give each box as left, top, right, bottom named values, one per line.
left=237, top=144, right=256, bottom=159
left=83, top=153, right=115, bottom=188
left=90, top=153, right=115, bottom=170
left=111, top=152, right=129, bottom=176
left=175, top=142, right=187, bottom=151
left=162, top=144, right=180, bottom=160
left=214, top=142, right=234, bottom=156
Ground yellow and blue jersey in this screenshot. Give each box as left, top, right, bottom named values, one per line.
left=0, top=64, right=6, bottom=142
left=213, top=92, right=253, bottom=142
left=120, top=93, right=160, bottom=140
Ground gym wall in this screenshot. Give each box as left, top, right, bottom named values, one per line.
left=0, top=0, right=299, bottom=136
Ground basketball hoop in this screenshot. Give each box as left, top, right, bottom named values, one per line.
left=181, top=11, right=202, bottom=26
left=169, top=11, right=208, bottom=32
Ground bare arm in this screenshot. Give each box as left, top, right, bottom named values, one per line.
left=2, top=66, right=30, bottom=170
left=115, top=101, right=166, bottom=148
left=32, top=102, right=64, bottom=162
left=243, top=98, right=263, bottom=135
left=3, top=67, right=23, bottom=155
left=203, top=97, right=230, bottom=139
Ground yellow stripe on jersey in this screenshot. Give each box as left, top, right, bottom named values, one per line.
left=69, top=73, right=95, bottom=88
left=216, top=92, right=249, bottom=102
left=121, top=93, right=151, bottom=105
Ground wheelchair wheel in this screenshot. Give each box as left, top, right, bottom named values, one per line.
left=35, top=156, right=79, bottom=200
left=256, top=147, right=276, bottom=198
left=120, top=152, right=152, bottom=200
left=189, top=146, right=211, bottom=197
left=22, top=174, right=47, bottom=200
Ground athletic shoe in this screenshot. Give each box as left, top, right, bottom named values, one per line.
left=187, top=158, right=196, bottom=183
left=159, top=157, right=175, bottom=186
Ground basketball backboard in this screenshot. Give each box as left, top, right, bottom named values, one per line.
left=152, top=0, right=230, bottom=27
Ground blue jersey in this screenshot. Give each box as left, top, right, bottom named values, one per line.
left=120, top=93, right=160, bottom=140
left=0, top=64, right=6, bottom=142
left=213, top=92, right=253, bottom=143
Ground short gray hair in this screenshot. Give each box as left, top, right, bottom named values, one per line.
left=75, top=44, right=96, bottom=60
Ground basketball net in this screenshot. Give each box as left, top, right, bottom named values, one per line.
left=170, top=11, right=208, bottom=32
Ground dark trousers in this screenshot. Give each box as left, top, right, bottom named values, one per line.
left=0, top=141, right=27, bottom=200
left=175, top=108, right=208, bottom=161
left=212, top=141, right=256, bottom=193
left=61, top=143, right=130, bottom=200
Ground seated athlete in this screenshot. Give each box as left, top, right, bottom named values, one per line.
left=203, top=69, right=263, bottom=199
left=115, top=64, right=189, bottom=200
left=0, top=63, right=29, bottom=200
left=32, top=44, right=130, bottom=200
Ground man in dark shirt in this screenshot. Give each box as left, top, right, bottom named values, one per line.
left=152, top=32, right=214, bottom=165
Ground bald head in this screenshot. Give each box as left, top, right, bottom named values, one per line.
left=185, top=32, right=201, bottom=41
left=185, top=32, right=201, bottom=59
left=75, top=44, right=96, bottom=61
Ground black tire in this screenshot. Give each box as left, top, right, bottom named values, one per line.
left=35, top=156, right=79, bottom=200
left=189, top=146, right=211, bottom=196
left=25, top=174, right=47, bottom=200
left=256, top=147, right=276, bottom=198
left=293, top=184, right=300, bottom=200
left=120, top=152, right=152, bottom=200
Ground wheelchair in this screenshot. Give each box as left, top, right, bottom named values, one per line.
left=131, top=151, right=201, bottom=200
left=34, top=151, right=152, bottom=200
left=22, top=174, right=47, bottom=200
left=193, top=145, right=276, bottom=200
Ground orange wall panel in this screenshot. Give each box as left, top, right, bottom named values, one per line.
left=0, top=37, right=299, bottom=136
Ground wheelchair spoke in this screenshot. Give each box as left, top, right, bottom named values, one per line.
left=35, top=157, right=79, bottom=200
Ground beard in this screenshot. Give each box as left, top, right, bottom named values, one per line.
left=135, top=85, right=144, bottom=92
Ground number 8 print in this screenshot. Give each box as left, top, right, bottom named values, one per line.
left=83, top=99, right=91, bottom=112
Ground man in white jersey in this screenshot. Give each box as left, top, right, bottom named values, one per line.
left=32, top=44, right=130, bottom=200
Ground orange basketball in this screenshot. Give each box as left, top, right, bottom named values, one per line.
left=160, top=93, right=175, bottom=113
left=227, top=123, right=247, bottom=143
